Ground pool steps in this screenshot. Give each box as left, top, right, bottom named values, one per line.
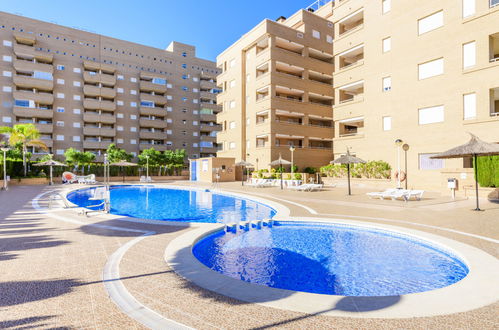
left=224, top=219, right=273, bottom=232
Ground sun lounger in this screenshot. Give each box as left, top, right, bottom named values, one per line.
left=246, top=179, right=273, bottom=187
left=405, top=190, right=425, bottom=201
left=140, top=176, right=153, bottom=183
left=77, top=174, right=96, bottom=184
left=367, top=189, right=398, bottom=199
left=62, top=171, right=78, bottom=184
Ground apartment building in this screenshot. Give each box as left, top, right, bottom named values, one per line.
left=330, top=0, right=499, bottom=188
left=216, top=2, right=335, bottom=169
left=0, top=11, right=221, bottom=161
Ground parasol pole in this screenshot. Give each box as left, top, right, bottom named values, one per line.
left=347, top=163, right=351, bottom=196
left=474, top=154, right=480, bottom=211
left=49, top=165, right=53, bottom=185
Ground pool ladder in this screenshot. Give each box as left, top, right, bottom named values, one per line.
left=225, top=219, right=274, bottom=233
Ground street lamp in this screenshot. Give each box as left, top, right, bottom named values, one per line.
left=289, top=146, right=295, bottom=174
left=395, top=139, right=403, bottom=189
left=402, top=143, right=410, bottom=190
left=103, top=153, right=110, bottom=213
left=145, top=155, right=150, bottom=180
left=1, top=147, right=10, bottom=191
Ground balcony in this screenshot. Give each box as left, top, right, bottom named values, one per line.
left=83, top=140, right=113, bottom=149
left=338, top=117, right=365, bottom=138
left=13, top=75, right=54, bottom=91
left=338, top=44, right=364, bottom=70
left=139, top=106, right=167, bottom=117
left=139, top=143, right=167, bottom=151
left=200, top=79, right=217, bottom=89
left=200, top=135, right=217, bottom=143
left=83, top=113, right=116, bottom=124
left=139, top=118, right=168, bottom=129
left=199, top=147, right=218, bottom=154
left=83, top=72, right=116, bottom=86
left=200, top=91, right=216, bottom=100
left=13, top=59, right=53, bottom=74
left=268, top=46, right=333, bottom=76
left=13, top=32, right=35, bottom=45
left=200, top=124, right=221, bottom=132
left=13, top=43, right=53, bottom=63
left=200, top=113, right=217, bottom=122
left=491, top=87, right=499, bottom=116
left=83, top=60, right=116, bottom=74
left=490, top=33, right=499, bottom=63
left=13, top=90, right=54, bottom=105
left=34, top=123, right=53, bottom=133
left=338, top=9, right=364, bottom=37
left=82, top=127, right=116, bottom=137
left=13, top=106, right=53, bottom=119
left=83, top=85, right=116, bottom=98
left=83, top=99, right=116, bottom=111
left=139, top=130, right=166, bottom=140
left=337, top=80, right=364, bottom=104
left=139, top=80, right=167, bottom=94
left=140, top=93, right=167, bottom=106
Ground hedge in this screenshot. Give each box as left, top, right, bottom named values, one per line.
left=476, top=155, right=499, bottom=188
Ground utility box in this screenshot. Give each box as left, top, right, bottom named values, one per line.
left=447, top=178, right=457, bottom=189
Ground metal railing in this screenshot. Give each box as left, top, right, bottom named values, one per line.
left=306, top=0, right=333, bottom=11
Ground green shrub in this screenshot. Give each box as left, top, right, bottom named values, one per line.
left=293, top=173, right=302, bottom=180
left=303, top=167, right=317, bottom=174
left=284, top=173, right=291, bottom=180
left=320, top=160, right=392, bottom=179
left=476, top=155, right=499, bottom=187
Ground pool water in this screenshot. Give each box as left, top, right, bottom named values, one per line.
left=193, top=221, right=469, bottom=296
left=66, top=186, right=276, bottom=223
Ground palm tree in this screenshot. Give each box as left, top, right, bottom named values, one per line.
left=0, top=124, right=48, bottom=176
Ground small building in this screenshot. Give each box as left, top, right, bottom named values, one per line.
left=189, top=157, right=236, bottom=183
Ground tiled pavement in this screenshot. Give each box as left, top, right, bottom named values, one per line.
left=0, top=182, right=498, bottom=329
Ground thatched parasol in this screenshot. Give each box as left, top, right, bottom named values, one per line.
left=269, top=154, right=292, bottom=190
left=331, top=150, right=366, bottom=195
left=431, top=133, right=499, bottom=211
left=33, top=158, right=67, bottom=185
left=235, top=160, right=254, bottom=186
left=110, top=160, right=138, bottom=183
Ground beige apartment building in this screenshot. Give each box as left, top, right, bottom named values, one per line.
left=0, top=11, right=221, bottom=162
left=216, top=2, right=336, bottom=170
left=217, top=0, right=499, bottom=189
left=330, top=0, right=499, bottom=189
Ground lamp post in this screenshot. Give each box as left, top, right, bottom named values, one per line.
left=145, top=155, right=150, bottom=180
left=402, top=143, right=410, bottom=190
left=103, top=153, right=110, bottom=213
left=395, top=139, right=403, bottom=189
left=289, top=146, right=295, bottom=174
left=1, top=147, right=9, bottom=191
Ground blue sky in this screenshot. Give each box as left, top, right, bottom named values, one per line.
left=2, top=0, right=312, bottom=60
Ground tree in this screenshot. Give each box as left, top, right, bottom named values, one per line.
left=64, top=148, right=95, bottom=174
left=138, top=148, right=162, bottom=167
left=106, top=143, right=132, bottom=163
left=0, top=124, right=48, bottom=176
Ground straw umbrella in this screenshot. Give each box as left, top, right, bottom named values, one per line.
left=269, top=154, right=291, bottom=190
left=235, top=160, right=254, bottom=186
left=431, top=133, right=499, bottom=211
left=331, top=150, right=366, bottom=195
left=110, top=160, right=138, bottom=183
left=33, top=158, right=66, bottom=185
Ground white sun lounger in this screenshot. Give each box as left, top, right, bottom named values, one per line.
left=404, top=190, right=425, bottom=201
left=366, top=189, right=398, bottom=199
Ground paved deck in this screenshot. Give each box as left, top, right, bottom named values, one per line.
left=0, top=181, right=498, bottom=329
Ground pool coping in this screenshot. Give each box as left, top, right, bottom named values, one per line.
left=164, top=216, right=499, bottom=319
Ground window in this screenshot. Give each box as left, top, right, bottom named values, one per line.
left=117, top=100, right=124, bottom=106
left=130, top=127, right=137, bottom=132
left=57, top=93, right=65, bottom=99
left=326, top=35, right=333, bottom=43
left=2, top=86, right=11, bottom=92
left=152, top=77, right=166, bottom=85
left=73, top=136, right=80, bottom=142
left=193, top=77, right=199, bottom=82
left=181, top=64, right=187, bottom=69
left=463, top=93, right=476, bottom=119
left=73, top=122, right=80, bottom=128
left=56, top=135, right=64, bottom=141
left=229, top=80, right=236, bottom=88
left=56, top=150, right=64, bottom=155
left=193, top=99, right=198, bottom=104
left=73, top=108, right=81, bottom=114
left=2, top=116, right=12, bottom=123
left=382, top=76, right=392, bottom=91
left=140, top=101, right=154, bottom=107
left=117, top=113, right=124, bottom=118
left=130, top=114, right=137, bottom=120
left=167, top=106, right=172, bottom=112
left=418, top=105, right=444, bottom=124
left=130, top=102, right=137, bottom=107
left=229, top=100, right=236, bottom=109
left=463, top=0, right=475, bottom=17
left=418, top=11, right=444, bottom=35
left=229, top=59, right=236, bottom=68
left=56, top=64, right=65, bottom=71
left=193, top=121, right=198, bottom=126
left=73, top=81, right=81, bottom=87
left=382, top=37, right=391, bottom=52
left=117, top=74, right=124, bottom=80
left=73, top=68, right=81, bottom=73
left=182, top=86, right=189, bottom=91
left=490, top=0, right=499, bottom=8
left=2, top=55, right=12, bottom=62
left=14, top=100, right=31, bottom=108
left=130, top=139, right=137, bottom=145
left=117, top=126, right=124, bottom=131
left=229, top=142, right=236, bottom=149
left=117, top=88, right=124, bottom=93
left=57, top=79, right=65, bottom=85
left=34, top=71, right=53, bottom=80
left=182, top=52, right=187, bottom=57
left=312, top=30, right=321, bottom=39
left=383, top=116, right=392, bottom=130
left=418, top=58, right=444, bottom=80
left=57, top=107, right=65, bottom=112
left=382, top=0, right=391, bottom=14
left=117, top=138, right=124, bottom=143
left=182, top=75, right=188, bottom=80
left=229, top=121, right=236, bottom=129
left=130, top=77, right=137, bottom=82
left=419, top=153, right=444, bottom=170
left=2, top=71, right=11, bottom=77
left=3, top=40, right=12, bottom=47
left=463, top=41, right=476, bottom=68
left=167, top=95, right=173, bottom=100
left=73, top=95, right=81, bottom=101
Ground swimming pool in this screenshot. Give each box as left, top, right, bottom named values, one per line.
left=193, top=221, right=469, bottom=296
left=66, top=185, right=276, bottom=223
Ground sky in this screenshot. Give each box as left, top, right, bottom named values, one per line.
left=1, top=0, right=314, bottom=61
